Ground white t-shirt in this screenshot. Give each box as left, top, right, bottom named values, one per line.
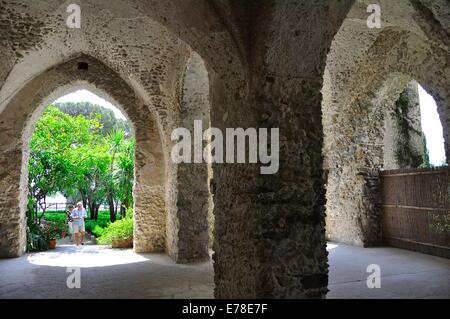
left=71, top=208, right=87, bottom=225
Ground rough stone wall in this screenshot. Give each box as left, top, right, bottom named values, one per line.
left=323, top=0, right=450, bottom=247
left=1, top=0, right=449, bottom=299
left=384, top=80, right=425, bottom=170
left=168, top=51, right=212, bottom=263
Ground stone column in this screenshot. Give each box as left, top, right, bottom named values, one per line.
left=434, top=94, right=450, bottom=165
left=384, top=80, right=425, bottom=169
left=170, top=52, right=212, bottom=263
left=212, top=0, right=353, bottom=298
left=133, top=102, right=167, bottom=253
left=0, top=120, right=26, bottom=257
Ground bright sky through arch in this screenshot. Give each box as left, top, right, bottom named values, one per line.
left=418, top=84, right=446, bottom=166
left=55, top=89, right=126, bottom=120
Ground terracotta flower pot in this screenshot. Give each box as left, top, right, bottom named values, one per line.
left=48, top=238, right=57, bottom=249
left=111, top=238, right=133, bottom=248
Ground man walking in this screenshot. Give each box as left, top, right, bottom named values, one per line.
left=71, top=202, right=87, bottom=246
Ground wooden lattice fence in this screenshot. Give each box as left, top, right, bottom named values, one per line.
left=380, top=167, right=450, bottom=258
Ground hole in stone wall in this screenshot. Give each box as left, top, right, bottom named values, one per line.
left=77, top=62, right=89, bottom=71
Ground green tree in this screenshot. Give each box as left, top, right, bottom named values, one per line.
left=116, top=138, right=135, bottom=217
left=56, top=102, right=131, bottom=136
left=29, top=106, right=101, bottom=220
left=105, top=130, right=124, bottom=222
left=29, top=104, right=135, bottom=224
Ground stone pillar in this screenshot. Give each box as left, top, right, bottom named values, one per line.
left=210, top=70, right=260, bottom=298
left=133, top=102, right=167, bottom=253
left=0, top=93, right=28, bottom=257
left=170, top=52, right=212, bottom=263
left=434, top=94, right=450, bottom=165
left=212, top=0, right=353, bottom=299
left=213, top=76, right=330, bottom=298
left=384, top=80, right=425, bottom=169
left=0, top=122, right=26, bottom=257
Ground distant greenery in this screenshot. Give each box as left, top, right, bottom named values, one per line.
left=26, top=102, right=135, bottom=250
left=55, top=102, right=131, bottom=137
left=44, top=210, right=112, bottom=238
left=44, top=209, right=133, bottom=245
left=28, top=104, right=134, bottom=223
left=421, top=133, right=431, bottom=168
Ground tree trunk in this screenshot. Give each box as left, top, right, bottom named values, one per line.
left=108, top=195, right=116, bottom=222
left=122, top=186, right=131, bottom=218
left=80, top=188, right=88, bottom=210
left=88, top=199, right=96, bottom=221
left=94, top=204, right=100, bottom=221
left=38, top=196, right=47, bottom=223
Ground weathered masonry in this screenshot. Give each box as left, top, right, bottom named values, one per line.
left=0, top=0, right=449, bottom=298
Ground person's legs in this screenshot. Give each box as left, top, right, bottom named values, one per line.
left=73, top=223, right=80, bottom=245
left=68, top=222, right=73, bottom=241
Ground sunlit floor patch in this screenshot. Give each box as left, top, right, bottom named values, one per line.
left=327, top=243, right=339, bottom=250
left=27, top=245, right=149, bottom=268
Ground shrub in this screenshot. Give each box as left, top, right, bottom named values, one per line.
left=98, top=208, right=133, bottom=245
left=41, top=221, right=60, bottom=241
left=27, top=219, right=48, bottom=252
left=91, top=224, right=106, bottom=238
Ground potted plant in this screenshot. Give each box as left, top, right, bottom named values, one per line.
left=42, top=221, right=59, bottom=249
left=57, top=220, right=68, bottom=239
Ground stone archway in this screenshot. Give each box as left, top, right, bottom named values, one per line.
left=1, top=0, right=361, bottom=298
left=323, top=26, right=450, bottom=247
left=0, top=54, right=166, bottom=257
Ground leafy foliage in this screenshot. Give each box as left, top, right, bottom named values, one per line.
left=27, top=218, right=48, bottom=252
left=29, top=107, right=102, bottom=216
left=97, top=207, right=133, bottom=245
left=27, top=102, right=135, bottom=247
left=420, top=133, right=432, bottom=168
left=55, top=102, right=131, bottom=136
left=45, top=210, right=111, bottom=238
left=29, top=105, right=134, bottom=221
left=41, top=221, right=61, bottom=241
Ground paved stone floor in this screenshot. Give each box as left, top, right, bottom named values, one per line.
left=0, top=244, right=214, bottom=298
left=327, top=243, right=450, bottom=299
left=0, top=242, right=448, bottom=298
